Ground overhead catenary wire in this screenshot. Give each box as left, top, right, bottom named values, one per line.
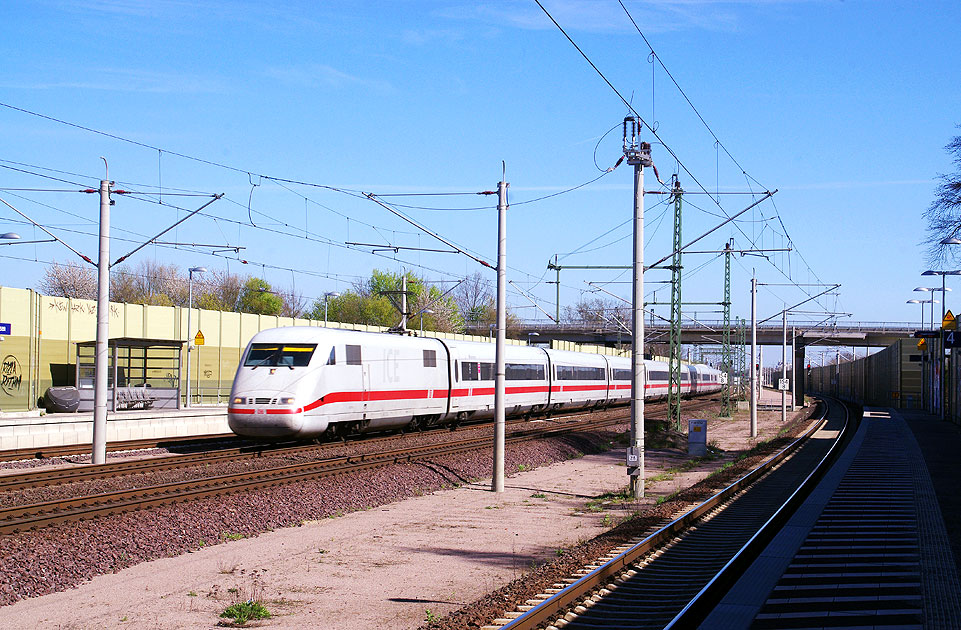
left=533, top=1, right=830, bottom=310
left=0, top=101, right=634, bottom=316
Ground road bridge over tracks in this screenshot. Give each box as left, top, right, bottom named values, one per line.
left=474, top=321, right=918, bottom=349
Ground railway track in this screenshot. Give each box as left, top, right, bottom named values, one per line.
left=1, top=398, right=716, bottom=494
left=486, top=398, right=851, bottom=630
left=0, top=433, right=240, bottom=463
left=0, top=411, right=631, bottom=535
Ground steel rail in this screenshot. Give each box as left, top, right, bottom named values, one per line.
left=0, top=422, right=486, bottom=492
left=0, top=433, right=239, bottom=463
left=0, top=399, right=710, bottom=493
left=0, top=414, right=628, bottom=535
left=497, top=401, right=835, bottom=630
left=664, top=397, right=853, bottom=627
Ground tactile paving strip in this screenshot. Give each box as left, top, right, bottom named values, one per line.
left=750, top=414, right=961, bottom=630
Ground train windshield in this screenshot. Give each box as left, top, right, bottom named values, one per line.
left=244, top=343, right=317, bottom=368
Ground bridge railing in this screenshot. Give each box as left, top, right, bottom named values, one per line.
left=477, top=320, right=919, bottom=333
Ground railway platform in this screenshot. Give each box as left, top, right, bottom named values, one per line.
left=0, top=406, right=228, bottom=453
left=702, top=406, right=961, bottom=629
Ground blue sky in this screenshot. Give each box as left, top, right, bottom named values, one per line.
left=1, top=0, right=960, bottom=335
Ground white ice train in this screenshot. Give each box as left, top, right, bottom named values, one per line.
left=227, top=327, right=724, bottom=439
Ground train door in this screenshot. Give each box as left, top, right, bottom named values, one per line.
left=362, top=364, right=371, bottom=409
left=689, top=366, right=698, bottom=395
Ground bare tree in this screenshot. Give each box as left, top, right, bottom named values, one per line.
left=454, top=272, right=494, bottom=324
left=38, top=261, right=96, bottom=300
left=194, top=270, right=243, bottom=312
left=277, top=285, right=309, bottom=318
left=110, top=260, right=186, bottom=306
left=564, top=296, right=630, bottom=326
left=924, top=128, right=961, bottom=265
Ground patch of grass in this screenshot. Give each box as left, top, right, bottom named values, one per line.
left=517, top=463, right=529, bottom=472
left=555, top=548, right=566, bottom=556
left=425, top=608, right=438, bottom=624
left=484, top=505, right=501, bottom=510
left=221, top=532, right=244, bottom=541
left=188, top=591, right=198, bottom=597
left=602, top=513, right=615, bottom=527
left=219, top=600, right=271, bottom=625
left=530, top=492, right=546, bottom=499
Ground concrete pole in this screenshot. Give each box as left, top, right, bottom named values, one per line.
left=750, top=274, right=757, bottom=438
left=492, top=179, right=508, bottom=493
left=401, top=275, right=408, bottom=331
left=92, top=175, right=111, bottom=465
left=791, top=325, right=797, bottom=410
left=186, top=273, right=194, bottom=408
left=759, top=345, right=763, bottom=396
left=781, top=309, right=787, bottom=423
left=941, top=273, right=946, bottom=421
left=630, top=157, right=645, bottom=498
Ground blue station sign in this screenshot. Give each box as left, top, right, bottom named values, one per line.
left=0, top=323, right=10, bottom=335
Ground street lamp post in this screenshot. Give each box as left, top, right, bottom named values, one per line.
left=922, top=269, right=961, bottom=422
left=323, top=292, right=340, bottom=326
left=185, top=266, right=206, bottom=408
left=527, top=331, right=540, bottom=345
left=907, top=299, right=927, bottom=329
left=909, top=296, right=938, bottom=413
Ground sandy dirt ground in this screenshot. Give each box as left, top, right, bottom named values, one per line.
left=1, top=392, right=804, bottom=630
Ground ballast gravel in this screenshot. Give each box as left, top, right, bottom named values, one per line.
left=0, top=424, right=617, bottom=608
left=1, top=397, right=810, bottom=629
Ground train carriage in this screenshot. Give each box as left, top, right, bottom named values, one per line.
left=445, top=340, right=549, bottom=422
left=228, top=326, right=724, bottom=440
left=548, top=348, right=614, bottom=412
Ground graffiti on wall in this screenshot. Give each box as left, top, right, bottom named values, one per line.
left=47, top=299, right=120, bottom=317
left=2, top=355, right=22, bottom=396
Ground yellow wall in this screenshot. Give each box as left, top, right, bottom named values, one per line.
left=1, top=286, right=609, bottom=411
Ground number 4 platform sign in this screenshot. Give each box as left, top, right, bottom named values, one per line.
left=946, top=330, right=961, bottom=349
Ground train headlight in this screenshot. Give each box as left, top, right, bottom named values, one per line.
left=280, top=397, right=296, bottom=405
left=232, top=396, right=246, bottom=405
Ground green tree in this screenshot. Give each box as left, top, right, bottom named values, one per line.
left=310, top=291, right=398, bottom=327
left=238, top=277, right=282, bottom=315
left=308, top=269, right=466, bottom=331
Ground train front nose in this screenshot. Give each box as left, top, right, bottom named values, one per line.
left=228, top=394, right=306, bottom=438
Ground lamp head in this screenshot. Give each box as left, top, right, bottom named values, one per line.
left=0, top=232, right=21, bottom=240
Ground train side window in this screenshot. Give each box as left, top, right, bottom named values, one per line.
left=462, top=361, right=478, bottom=381
left=556, top=365, right=605, bottom=380
left=423, top=349, right=437, bottom=368
left=346, top=345, right=362, bottom=365
left=326, top=348, right=336, bottom=365
left=506, top=363, right=546, bottom=380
